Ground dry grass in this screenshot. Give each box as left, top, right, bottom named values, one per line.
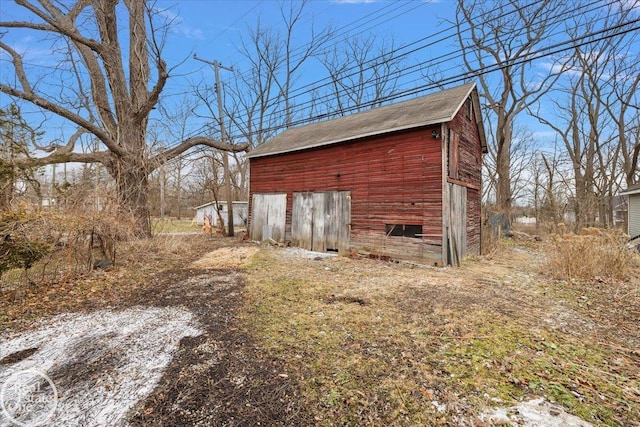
left=151, top=218, right=200, bottom=234
left=544, top=228, right=638, bottom=281
left=242, top=243, right=640, bottom=426
left=0, top=233, right=221, bottom=332
left=2, top=233, right=638, bottom=426
left=190, top=246, right=259, bottom=269
left=0, top=208, right=143, bottom=291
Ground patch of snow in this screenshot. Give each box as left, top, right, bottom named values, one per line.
left=276, top=247, right=337, bottom=260
left=480, top=397, right=593, bottom=427
left=0, top=307, right=201, bottom=426
left=431, top=400, right=446, bottom=412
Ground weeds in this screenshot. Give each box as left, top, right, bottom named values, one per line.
left=0, top=208, right=139, bottom=290
left=544, top=228, right=638, bottom=281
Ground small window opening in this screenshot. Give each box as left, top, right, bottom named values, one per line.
left=465, top=98, right=472, bottom=119
left=385, top=224, right=423, bottom=238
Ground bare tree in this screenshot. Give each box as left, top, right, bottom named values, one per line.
left=455, top=0, right=568, bottom=214
left=606, top=33, right=640, bottom=187
left=227, top=20, right=282, bottom=150
left=532, top=58, right=603, bottom=228
left=319, top=34, right=403, bottom=117
left=155, top=96, right=203, bottom=219
left=189, top=0, right=334, bottom=211
left=0, top=0, right=247, bottom=235
left=529, top=148, right=572, bottom=230
left=272, top=0, right=333, bottom=127
left=531, top=3, right=638, bottom=227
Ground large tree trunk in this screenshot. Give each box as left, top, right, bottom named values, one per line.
left=495, top=114, right=513, bottom=214
left=496, top=140, right=512, bottom=214
left=117, top=165, right=151, bottom=237
left=104, top=134, right=152, bottom=237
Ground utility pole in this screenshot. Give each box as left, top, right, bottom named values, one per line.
left=194, top=54, right=235, bottom=237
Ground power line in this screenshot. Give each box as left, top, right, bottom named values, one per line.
left=192, top=0, right=609, bottom=135
left=172, top=0, right=619, bottom=146
left=228, top=0, right=425, bottom=76
left=2, top=0, right=637, bottom=165
left=221, top=16, right=640, bottom=144
left=210, top=0, right=264, bottom=42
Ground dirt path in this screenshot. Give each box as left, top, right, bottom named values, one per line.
left=1, top=244, right=308, bottom=426
left=125, top=266, right=309, bottom=426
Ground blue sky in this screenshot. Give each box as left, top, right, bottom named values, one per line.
left=155, top=0, right=453, bottom=70
left=0, top=0, right=459, bottom=145
left=1, top=0, right=637, bottom=165
left=153, top=0, right=460, bottom=120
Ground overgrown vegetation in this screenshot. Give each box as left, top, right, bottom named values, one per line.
left=544, top=227, right=638, bottom=281
left=0, top=210, right=51, bottom=279
left=0, top=208, right=137, bottom=290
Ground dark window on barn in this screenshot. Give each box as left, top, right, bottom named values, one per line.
left=465, top=98, right=472, bottom=119
left=385, top=224, right=423, bottom=238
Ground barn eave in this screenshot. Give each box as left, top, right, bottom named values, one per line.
left=246, top=119, right=449, bottom=159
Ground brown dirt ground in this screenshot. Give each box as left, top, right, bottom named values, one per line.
left=1, top=236, right=311, bottom=426
left=126, top=267, right=308, bottom=426
left=1, top=235, right=639, bottom=426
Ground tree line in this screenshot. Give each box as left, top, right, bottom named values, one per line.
left=1, top=0, right=638, bottom=235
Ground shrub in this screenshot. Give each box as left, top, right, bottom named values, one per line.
left=1, top=208, right=139, bottom=288
left=0, top=210, right=52, bottom=278
left=544, top=228, right=637, bottom=281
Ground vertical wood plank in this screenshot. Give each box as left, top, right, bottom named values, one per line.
left=292, top=193, right=313, bottom=250
left=270, top=194, right=287, bottom=242
left=337, top=191, right=352, bottom=253
left=250, top=193, right=287, bottom=242
left=312, top=192, right=326, bottom=251
left=250, top=194, right=265, bottom=241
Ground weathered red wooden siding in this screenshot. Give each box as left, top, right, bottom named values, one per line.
left=449, top=105, right=483, bottom=255
left=249, top=126, right=444, bottom=261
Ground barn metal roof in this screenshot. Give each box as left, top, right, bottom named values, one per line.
left=247, top=82, right=487, bottom=159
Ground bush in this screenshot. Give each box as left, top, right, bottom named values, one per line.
left=544, top=227, right=637, bottom=281
left=1, top=208, right=139, bottom=288
left=0, top=210, right=52, bottom=278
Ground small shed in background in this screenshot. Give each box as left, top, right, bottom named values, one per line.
left=193, top=201, right=248, bottom=227
left=620, top=184, right=640, bottom=239
left=247, top=82, right=487, bottom=266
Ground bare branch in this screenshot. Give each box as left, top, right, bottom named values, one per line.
left=19, top=150, right=107, bottom=168
left=13, top=0, right=102, bottom=52
left=151, top=138, right=250, bottom=166
left=136, top=58, right=167, bottom=121
left=33, top=127, right=86, bottom=153
left=0, top=21, right=53, bottom=31
left=0, top=40, right=31, bottom=92
left=0, top=83, right=120, bottom=153
left=68, top=0, right=91, bottom=21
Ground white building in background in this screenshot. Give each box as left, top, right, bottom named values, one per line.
left=193, top=201, right=248, bottom=227
left=621, top=184, right=640, bottom=239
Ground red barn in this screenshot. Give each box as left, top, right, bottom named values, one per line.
left=246, top=83, right=487, bottom=265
